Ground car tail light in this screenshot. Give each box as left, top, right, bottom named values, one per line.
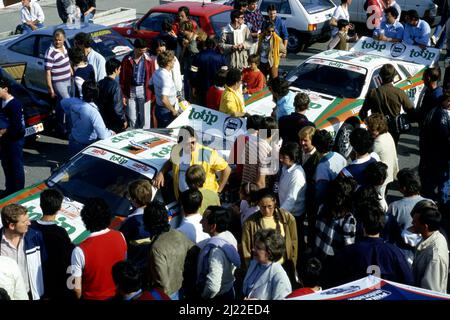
left=308, top=24, right=317, bottom=31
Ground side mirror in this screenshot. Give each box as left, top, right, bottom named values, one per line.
left=51, top=163, right=60, bottom=174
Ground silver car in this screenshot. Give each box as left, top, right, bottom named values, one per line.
left=0, top=23, right=134, bottom=94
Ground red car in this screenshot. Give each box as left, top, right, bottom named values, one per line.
left=113, top=2, right=233, bottom=44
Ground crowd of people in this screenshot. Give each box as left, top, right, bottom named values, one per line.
left=0, top=0, right=449, bottom=301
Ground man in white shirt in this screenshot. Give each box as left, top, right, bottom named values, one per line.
left=0, top=256, right=28, bottom=300
left=19, top=0, right=45, bottom=33
left=177, top=189, right=210, bottom=244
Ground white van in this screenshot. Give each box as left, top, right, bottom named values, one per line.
left=348, top=0, right=438, bottom=26
left=258, top=0, right=336, bottom=52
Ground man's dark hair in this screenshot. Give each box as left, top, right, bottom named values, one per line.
left=380, top=64, right=397, bottom=84
left=337, top=19, right=349, bottom=30
left=180, top=189, right=203, bottom=214
left=0, top=288, right=11, bottom=300
left=230, top=9, right=242, bottom=22
left=254, top=228, right=286, bottom=262
left=300, top=257, right=322, bottom=288
left=248, top=53, right=260, bottom=65
left=204, top=37, right=217, bottom=50
left=268, top=77, right=290, bottom=98
left=325, top=176, right=357, bottom=217
left=246, top=114, right=264, bottom=131
left=178, top=6, right=190, bottom=16
left=53, top=28, right=66, bottom=38
left=105, top=58, right=121, bottom=76
left=397, top=168, right=421, bottom=196
left=235, top=0, right=248, bottom=10
left=406, top=9, right=420, bottom=21
left=143, top=201, right=170, bottom=235
left=82, top=80, right=99, bottom=103
left=294, top=92, right=310, bottom=112
left=150, top=39, right=166, bottom=55
left=134, top=38, right=147, bottom=49
left=214, top=68, right=228, bottom=87
left=161, top=18, right=173, bottom=32
left=0, top=78, right=11, bottom=92
left=361, top=203, right=385, bottom=235
left=80, top=198, right=112, bottom=232
left=363, top=161, right=388, bottom=187
left=68, top=47, right=86, bottom=65
left=423, top=67, right=441, bottom=83
left=74, top=32, right=92, bottom=48
left=311, top=129, right=334, bottom=153
left=261, top=116, right=278, bottom=139
left=204, top=206, right=231, bottom=233
left=279, top=142, right=300, bottom=163
left=177, top=125, right=197, bottom=143
left=40, top=189, right=63, bottom=216
left=225, top=67, right=242, bottom=87
left=411, top=200, right=441, bottom=232
left=267, top=4, right=277, bottom=12
left=350, top=128, right=373, bottom=155
left=384, top=6, right=399, bottom=19
left=112, top=260, right=141, bottom=295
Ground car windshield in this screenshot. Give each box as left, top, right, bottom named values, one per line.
left=210, top=10, right=233, bottom=37
left=47, top=148, right=155, bottom=217
left=298, top=0, right=335, bottom=14
left=287, top=61, right=366, bottom=99
left=69, top=29, right=133, bottom=59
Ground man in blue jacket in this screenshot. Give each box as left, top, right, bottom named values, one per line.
left=266, top=4, right=289, bottom=52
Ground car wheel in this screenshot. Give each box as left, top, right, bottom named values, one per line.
left=287, top=31, right=306, bottom=53
left=333, top=123, right=354, bottom=159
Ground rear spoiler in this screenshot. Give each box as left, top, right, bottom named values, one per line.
left=350, top=36, right=439, bottom=67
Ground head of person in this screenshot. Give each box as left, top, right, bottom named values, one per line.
left=397, top=168, right=421, bottom=196
left=74, top=32, right=92, bottom=50
left=256, top=188, right=278, bottom=217
left=423, top=67, right=441, bottom=87
left=180, top=20, right=194, bottom=37
left=236, top=0, right=248, bottom=12
left=185, top=164, right=206, bottom=189
left=410, top=200, right=441, bottom=236
left=150, top=39, right=166, bottom=56
left=248, top=0, right=258, bottom=11
left=267, top=4, right=277, bottom=21
left=177, top=125, right=197, bottom=152
left=361, top=202, right=385, bottom=236
left=246, top=114, right=264, bottom=132
left=384, top=6, right=399, bottom=24
left=300, top=257, right=322, bottom=288
left=213, top=67, right=228, bottom=88
left=311, top=129, right=333, bottom=154
left=53, top=28, right=66, bottom=49
left=294, top=92, right=310, bottom=113
left=204, top=37, right=217, bottom=50
left=80, top=198, right=112, bottom=233
left=298, top=126, right=316, bottom=153
left=239, top=182, right=259, bottom=204
left=201, top=206, right=231, bottom=236
left=1, top=204, right=30, bottom=236
left=365, top=113, right=388, bottom=138
left=105, top=58, right=121, bottom=77
left=180, top=189, right=203, bottom=215
left=157, top=50, right=175, bottom=71
left=133, top=38, right=148, bottom=58
left=262, top=22, right=275, bottom=37
left=350, top=128, right=374, bottom=156
left=21, top=0, right=31, bottom=7
left=161, top=18, right=173, bottom=33
left=247, top=54, right=260, bottom=68
left=225, top=67, right=242, bottom=89
left=81, top=80, right=99, bottom=103
left=0, top=288, right=10, bottom=301
left=127, top=179, right=153, bottom=208
left=230, top=9, right=244, bottom=26
left=252, top=228, right=285, bottom=265
left=279, top=142, right=300, bottom=168
left=261, top=116, right=278, bottom=140
left=405, top=10, right=420, bottom=27
left=337, top=19, right=350, bottom=32
left=363, top=161, right=388, bottom=187
left=143, top=201, right=170, bottom=236
left=0, top=78, right=12, bottom=100
left=325, top=176, right=357, bottom=217
left=112, top=260, right=142, bottom=297
left=68, top=47, right=86, bottom=66
left=178, top=6, right=190, bottom=22
left=268, top=77, right=290, bottom=100
left=40, top=188, right=63, bottom=216
left=379, top=64, right=397, bottom=84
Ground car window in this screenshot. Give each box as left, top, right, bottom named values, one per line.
left=369, top=66, right=401, bottom=90
left=260, top=0, right=291, bottom=14
left=298, top=0, right=335, bottom=14
left=210, top=10, right=233, bottom=37
left=139, top=12, right=178, bottom=32
left=9, top=36, right=36, bottom=57
left=37, top=36, right=53, bottom=59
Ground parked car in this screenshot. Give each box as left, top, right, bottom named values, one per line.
left=0, top=23, right=134, bottom=94
left=113, top=1, right=233, bottom=44
left=0, top=63, right=52, bottom=137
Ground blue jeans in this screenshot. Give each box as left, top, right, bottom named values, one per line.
left=1, top=138, right=25, bottom=196
left=82, top=12, right=94, bottom=23
left=21, top=22, right=44, bottom=33
left=155, top=106, right=175, bottom=128
left=53, top=80, right=72, bottom=136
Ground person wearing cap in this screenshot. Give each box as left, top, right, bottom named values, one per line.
left=120, top=39, right=153, bottom=129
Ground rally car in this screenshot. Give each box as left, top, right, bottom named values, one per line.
left=284, top=36, right=439, bottom=158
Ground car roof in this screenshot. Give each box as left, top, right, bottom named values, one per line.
left=27, top=23, right=115, bottom=38
left=150, top=1, right=233, bottom=16
left=310, top=49, right=394, bottom=69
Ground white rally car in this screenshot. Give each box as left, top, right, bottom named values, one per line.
left=284, top=36, right=439, bottom=157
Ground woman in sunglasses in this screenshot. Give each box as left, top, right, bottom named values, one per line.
left=257, top=22, right=286, bottom=80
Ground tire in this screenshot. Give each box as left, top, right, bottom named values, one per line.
left=333, top=123, right=354, bottom=159
left=287, top=31, right=306, bottom=53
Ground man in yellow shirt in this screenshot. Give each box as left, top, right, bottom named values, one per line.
left=219, top=68, right=247, bottom=117
left=153, top=126, right=231, bottom=200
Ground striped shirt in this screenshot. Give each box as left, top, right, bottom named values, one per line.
left=45, top=44, right=71, bottom=83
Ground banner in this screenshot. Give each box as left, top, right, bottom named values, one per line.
left=350, top=37, right=440, bottom=66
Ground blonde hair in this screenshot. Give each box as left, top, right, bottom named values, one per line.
left=298, top=126, right=316, bottom=140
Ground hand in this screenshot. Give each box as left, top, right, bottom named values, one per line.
left=153, top=172, right=165, bottom=189
left=280, top=52, right=286, bottom=58
left=49, top=89, right=56, bottom=99
left=182, top=39, right=189, bottom=47
left=122, top=97, right=128, bottom=106
left=168, top=30, right=177, bottom=38
left=242, top=87, right=248, bottom=94
left=123, top=121, right=128, bottom=129
left=171, top=108, right=179, bottom=117
left=349, top=23, right=355, bottom=30
left=84, top=12, right=89, bottom=16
